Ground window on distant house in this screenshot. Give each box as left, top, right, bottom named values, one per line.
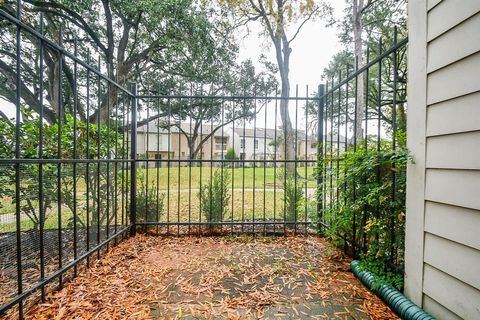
left=215, top=137, right=228, bottom=150
left=240, top=153, right=246, bottom=160
left=240, top=138, right=245, bottom=148
left=311, top=142, right=316, bottom=149
left=254, top=139, right=258, bottom=149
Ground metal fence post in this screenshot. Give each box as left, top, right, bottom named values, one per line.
left=317, top=84, right=325, bottom=234
left=130, top=83, right=137, bottom=236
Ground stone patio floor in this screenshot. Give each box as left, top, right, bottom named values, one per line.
left=21, top=234, right=399, bottom=319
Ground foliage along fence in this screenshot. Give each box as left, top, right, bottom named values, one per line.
left=316, top=27, right=408, bottom=289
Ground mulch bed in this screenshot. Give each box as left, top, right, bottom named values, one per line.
left=15, top=234, right=399, bottom=319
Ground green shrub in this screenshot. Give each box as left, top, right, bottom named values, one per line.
left=319, top=142, right=411, bottom=288
left=224, top=148, right=238, bottom=160
left=136, top=173, right=164, bottom=223
left=278, top=169, right=305, bottom=222
left=198, top=169, right=231, bottom=225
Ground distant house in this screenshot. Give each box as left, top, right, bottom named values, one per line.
left=325, top=132, right=348, bottom=153
left=133, top=121, right=232, bottom=167
left=135, top=122, right=171, bottom=168
left=134, top=121, right=347, bottom=168
left=231, top=128, right=279, bottom=164
left=298, top=135, right=317, bottom=164
left=170, top=123, right=230, bottom=162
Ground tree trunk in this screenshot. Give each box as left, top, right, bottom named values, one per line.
left=352, top=0, right=365, bottom=143
left=274, top=34, right=296, bottom=176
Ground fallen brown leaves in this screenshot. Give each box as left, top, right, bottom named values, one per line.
left=16, top=234, right=399, bottom=320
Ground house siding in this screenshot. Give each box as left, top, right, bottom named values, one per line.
left=406, top=1, right=480, bottom=318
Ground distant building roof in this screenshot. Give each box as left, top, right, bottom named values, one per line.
left=136, top=121, right=168, bottom=133
left=234, top=128, right=278, bottom=139
left=172, top=123, right=226, bottom=137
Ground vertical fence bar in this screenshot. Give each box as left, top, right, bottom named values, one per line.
left=316, top=84, right=325, bottom=234
left=283, top=95, right=287, bottom=234
left=361, top=46, right=371, bottom=254
left=344, top=64, right=350, bottom=248
left=263, top=86, right=267, bottom=234
left=336, top=71, right=342, bottom=213
left=114, top=89, right=119, bottom=241
left=198, top=102, right=202, bottom=234
left=96, top=58, right=101, bottom=257
left=188, top=91, right=193, bottom=234
left=106, top=80, right=111, bottom=245
left=85, top=50, right=91, bottom=266
left=273, top=89, right=278, bottom=234
left=177, top=97, right=182, bottom=235
left=231, top=99, right=235, bottom=234
left=145, top=97, right=150, bottom=232
left=253, top=91, right=257, bottom=233
left=57, top=27, right=64, bottom=287
left=209, top=99, right=214, bottom=230
left=167, top=97, right=171, bottom=234
left=352, top=56, right=359, bottom=259
left=376, top=38, right=383, bottom=246
left=130, top=83, right=137, bottom=236
left=329, top=77, right=334, bottom=227
left=220, top=97, right=225, bottom=233
left=323, top=81, right=328, bottom=232
left=241, top=98, right=246, bottom=232
left=390, top=27, right=398, bottom=262
left=156, top=97, right=160, bottom=233
left=38, top=12, right=46, bottom=302
left=294, top=85, right=298, bottom=233
left=72, top=37, right=78, bottom=276
left=304, top=85, right=309, bottom=235
left=14, top=0, right=24, bottom=317
left=121, top=93, right=126, bottom=232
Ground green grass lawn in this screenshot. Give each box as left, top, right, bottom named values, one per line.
left=0, top=189, right=317, bottom=233
left=140, top=166, right=318, bottom=190
left=0, top=165, right=322, bottom=232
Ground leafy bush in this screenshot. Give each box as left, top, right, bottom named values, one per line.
left=0, top=114, right=123, bottom=231
left=224, top=148, right=238, bottom=160
left=136, top=173, right=164, bottom=223
left=278, top=169, right=305, bottom=222
left=198, top=169, right=231, bottom=225
left=358, top=256, right=404, bottom=290
left=320, top=142, right=411, bottom=288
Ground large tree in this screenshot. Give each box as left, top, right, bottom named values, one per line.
left=218, top=0, right=332, bottom=174
left=0, top=0, right=218, bottom=123
left=306, top=0, right=406, bottom=143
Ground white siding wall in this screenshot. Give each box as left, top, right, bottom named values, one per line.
left=406, top=1, right=480, bottom=319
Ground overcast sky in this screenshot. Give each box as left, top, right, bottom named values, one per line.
left=237, top=0, right=347, bottom=92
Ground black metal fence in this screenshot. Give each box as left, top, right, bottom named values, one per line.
left=0, top=4, right=321, bottom=317
left=0, top=5, right=134, bottom=318
left=133, top=93, right=318, bottom=236
left=316, top=28, right=408, bottom=265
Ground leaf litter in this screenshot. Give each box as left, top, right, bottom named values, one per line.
left=18, top=234, right=399, bottom=320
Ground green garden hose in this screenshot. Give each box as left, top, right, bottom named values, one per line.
left=350, top=260, right=435, bottom=320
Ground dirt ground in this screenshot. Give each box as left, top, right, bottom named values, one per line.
left=19, top=234, right=399, bottom=320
